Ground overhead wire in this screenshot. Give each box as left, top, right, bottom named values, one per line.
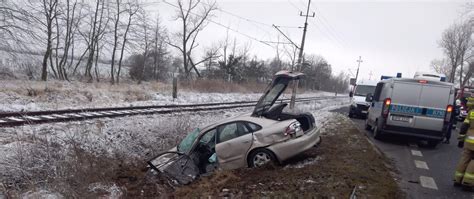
left=309, top=4, right=353, bottom=50
left=161, top=0, right=278, bottom=50
left=286, top=0, right=345, bottom=50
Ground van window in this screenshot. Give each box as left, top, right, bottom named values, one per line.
left=419, top=85, right=451, bottom=108
left=373, top=83, right=384, bottom=101
left=392, top=82, right=422, bottom=105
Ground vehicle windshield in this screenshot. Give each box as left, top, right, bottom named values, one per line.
left=354, top=85, right=376, bottom=96
left=177, top=128, right=200, bottom=153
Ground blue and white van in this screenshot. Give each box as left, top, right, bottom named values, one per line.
left=365, top=77, right=455, bottom=147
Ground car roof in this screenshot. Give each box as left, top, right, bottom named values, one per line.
left=379, top=78, right=454, bottom=86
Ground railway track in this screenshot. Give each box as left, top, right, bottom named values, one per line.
left=0, top=96, right=346, bottom=127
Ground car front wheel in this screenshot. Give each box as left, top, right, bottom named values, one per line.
left=248, top=149, right=276, bottom=167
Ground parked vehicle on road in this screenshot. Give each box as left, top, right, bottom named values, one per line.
left=365, top=77, right=455, bottom=147
left=147, top=71, right=321, bottom=184
left=349, top=80, right=377, bottom=118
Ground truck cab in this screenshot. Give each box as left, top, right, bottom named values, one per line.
left=349, top=80, right=377, bottom=118
left=365, top=77, right=455, bottom=147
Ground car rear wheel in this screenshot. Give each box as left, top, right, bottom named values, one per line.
left=365, top=119, right=372, bottom=131
left=248, top=149, right=276, bottom=167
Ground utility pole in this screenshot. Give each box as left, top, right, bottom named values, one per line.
left=355, top=56, right=363, bottom=84
left=289, top=0, right=315, bottom=109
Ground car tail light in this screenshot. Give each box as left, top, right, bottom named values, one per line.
left=382, top=98, right=391, bottom=118
left=285, top=122, right=301, bottom=136
left=445, top=105, right=453, bottom=122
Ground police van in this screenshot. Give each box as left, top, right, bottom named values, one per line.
left=365, top=76, right=455, bottom=147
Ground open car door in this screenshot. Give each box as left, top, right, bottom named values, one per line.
left=252, top=70, right=304, bottom=117
left=147, top=151, right=200, bottom=185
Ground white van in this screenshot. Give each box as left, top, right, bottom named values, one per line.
left=365, top=78, right=455, bottom=147
left=349, top=80, right=377, bottom=118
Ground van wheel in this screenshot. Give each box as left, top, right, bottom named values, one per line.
left=248, top=148, right=276, bottom=167
left=373, top=121, right=384, bottom=140
left=365, top=119, right=372, bottom=131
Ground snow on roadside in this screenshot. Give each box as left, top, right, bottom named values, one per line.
left=0, top=79, right=338, bottom=112
left=0, top=96, right=349, bottom=196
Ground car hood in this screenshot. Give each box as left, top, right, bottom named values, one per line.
left=251, top=70, right=304, bottom=117
left=352, top=96, right=368, bottom=105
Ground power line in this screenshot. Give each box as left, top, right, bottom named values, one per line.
left=286, top=0, right=344, bottom=50
left=287, top=0, right=302, bottom=12
left=310, top=4, right=353, bottom=49
left=161, top=0, right=278, bottom=50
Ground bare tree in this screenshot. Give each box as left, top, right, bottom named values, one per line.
left=151, top=14, right=168, bottom=81
left=136, top=9, right=151, bottom=84
left=110, top=0, right=123, bottom=84
left=33, top=0, right=59, bottom=81
left=0, top=0, right=35, bottom=51
left=439, top=21, right=473, bottom=84
left=116, top=0, right=139, bottom=84
left=84, top=0, right=109, bottom=83
left=168, top=0, right=217, bottom=78
left=430, top=58, right=451, bottom=79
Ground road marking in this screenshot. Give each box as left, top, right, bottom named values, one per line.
left=420, top=176, right=438, bottom=190
left=408, top=143, right=418, bottom=148
left=414, top=160, right=429, bottom=170
left=411, top=150, right=423, bottom=157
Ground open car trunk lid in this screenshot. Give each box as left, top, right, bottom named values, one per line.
left=251, top=71, right=304, bottom=117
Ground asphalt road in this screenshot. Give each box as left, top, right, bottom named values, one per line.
left=332, top=107, right=474, bottom=199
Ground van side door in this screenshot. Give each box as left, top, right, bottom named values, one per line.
left=368, top=82, right=385, bottom=125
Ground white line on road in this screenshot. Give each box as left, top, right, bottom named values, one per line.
left=420, top=176, right=438, bottom=190
left=411, top=150, right=423, bottom=157
left=414, top=160, right=429, bottom=170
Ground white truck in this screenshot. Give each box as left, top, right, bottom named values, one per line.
left=349, top=80, right=377, bottom=118
left=365, top=77, right=455, bottom=147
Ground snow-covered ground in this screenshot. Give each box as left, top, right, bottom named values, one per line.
left=0, top=80, right=339, bottom=112
left=0, top=82, right=349, bottom=197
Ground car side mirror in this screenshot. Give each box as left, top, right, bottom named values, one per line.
left=365, top=93, right=373, bottom=102
left=349, top=91, right=354, bottom=97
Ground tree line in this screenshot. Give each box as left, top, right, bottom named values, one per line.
left=431, top=5, right=473, bottom=87
left=0, top=0, right=349, bottom=93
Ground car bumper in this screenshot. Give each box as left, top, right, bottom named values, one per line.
left=350, top=104, right=369, bottom=116
left=267, top=127, right=321, bottom=162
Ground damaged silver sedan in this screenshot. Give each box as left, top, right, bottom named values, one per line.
left=147, top=71, right=321, bottom=184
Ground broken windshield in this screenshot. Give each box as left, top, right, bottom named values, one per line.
left=178, top=128, right=200, bottom=153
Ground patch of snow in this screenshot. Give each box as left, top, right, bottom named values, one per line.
left=284, top=156, right=323, bottom=169
left=88, top=183, right=123, bottom=199
left=21, top=190, right=63, bottom=199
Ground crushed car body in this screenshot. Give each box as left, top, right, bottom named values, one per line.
left=147, top=70, right=321, bottom=185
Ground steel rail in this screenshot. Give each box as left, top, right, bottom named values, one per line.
left=0, top=96, right=346, bottom=127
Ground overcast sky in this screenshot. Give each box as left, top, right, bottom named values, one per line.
left=148, top=0, right=471, bottom=81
